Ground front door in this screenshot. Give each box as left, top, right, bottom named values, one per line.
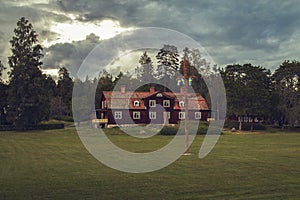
left=163, top=112, right=170, bottom=125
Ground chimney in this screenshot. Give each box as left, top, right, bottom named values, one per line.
left=121, top=85, right=126, bottom=93
left=150, top=86, right=155, bottom=93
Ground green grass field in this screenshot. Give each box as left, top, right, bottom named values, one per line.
left=0, top=127, right=299, bottom=199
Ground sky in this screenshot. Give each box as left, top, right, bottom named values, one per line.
left=1, top=0, right=300, bottom=78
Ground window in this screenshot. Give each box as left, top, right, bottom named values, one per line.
left=195, top=112, right=201, bottom=119
left=149, top=112, right=156, bottom=119
left=134, top=100, right=140, bottom=107
left=179, top=101, right=184, bottom=107
left=133, top=111, right=140, bottom=119
left=149, top=100, right=156, bottom=107
left=163, top=100, right=170, bottom=107
left=114, top=111, right=122, bottom=119
left=179, top=112, right=185, bottom=119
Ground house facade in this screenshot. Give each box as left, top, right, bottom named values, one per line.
left=94, top=86, right=210, bottom=127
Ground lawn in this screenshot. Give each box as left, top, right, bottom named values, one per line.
left=0, top=127, right=299, bottom=199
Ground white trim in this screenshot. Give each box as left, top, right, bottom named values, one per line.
left=179, top=101, right=185, bottom=107
left=133, top=111, right=140, bottom=119
left=149, top=112, right=156, bottom=119
left=133, top=100, right=140, bottom=107
left=163, top=100, right=170, bottom=107
left=179, top=112, right=185, bottom=119
left=149, top=100, right=156, bottom=107
left=114, top=111, right=122, bottom=119
left=195, top=112, right=201, bottom=119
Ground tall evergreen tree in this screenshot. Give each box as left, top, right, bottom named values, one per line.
left=156, top=44, right=179, bottom=91
left=7, top=17, right=50, bottom=129
left=57, top=67, right=73, bottom=116
left=136, top=51, right=155, bottom=83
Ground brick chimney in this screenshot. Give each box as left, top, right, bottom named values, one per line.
left=150, top=86, right=155, bottom=93
left=121, top=85, right=126, bottom=93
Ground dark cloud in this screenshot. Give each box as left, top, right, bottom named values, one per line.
left=43, top=33, right=100, bottom=76
left=1, top=0, right=300, bottom=73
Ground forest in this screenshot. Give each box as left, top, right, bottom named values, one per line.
left=0, top=17, right=299, bottom=130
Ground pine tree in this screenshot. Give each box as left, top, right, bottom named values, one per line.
left=136, top=51, right=154, bottom=83
left=57, top=67, right=74, bottom=116
left=7, top=17, right=49, bottom=129
left=156, top=45, right=179, bottom=91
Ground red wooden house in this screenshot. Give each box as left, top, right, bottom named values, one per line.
left=94, top=86, right=210, bottom=127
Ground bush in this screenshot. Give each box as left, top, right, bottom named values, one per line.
left=159, top=122, right=210, bottom=135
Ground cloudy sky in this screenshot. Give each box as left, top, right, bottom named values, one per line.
left=1, top=0, right=300, bottom=77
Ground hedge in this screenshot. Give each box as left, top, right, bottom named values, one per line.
left=0, top=124, right=64, bottom=131
left=159, top=122, right=210, bottom=135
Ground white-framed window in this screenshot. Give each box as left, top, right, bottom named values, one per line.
left=149, top=100, right=156, bottom=107
left=149, top=112, right=156, bottom=119
left=163, top=100, right=170, bottom=107
left=195, top=112, right=201, bottom=119
left=179, top=101, right=185, bottom=107
left=134, top=100, right=140, bottom=107
left=179, top=112, right=185, bottom=119
left=114, top=111, right=122, bottom=119
left=133, top=111, right=140, bottom=119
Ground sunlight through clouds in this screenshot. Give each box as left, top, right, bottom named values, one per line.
left=43, top=19, right=134, bottom=47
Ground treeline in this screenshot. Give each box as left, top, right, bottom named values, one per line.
left=0, top=17, right=299, bottom=130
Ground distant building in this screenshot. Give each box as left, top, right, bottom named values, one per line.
left=93, top=86, right=210, bottom=127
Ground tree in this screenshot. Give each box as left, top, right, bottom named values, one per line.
left=7, top=17, right=50, bottom=129
left=135, top=51, right=155, bottom=84
left=273, top=60, right=300, bottom=128
left=57, top=67, right=74, bottom=116
left=0, top=60, right=6, bottom=81
left=0, top=60, right=8, bottom=124
left=221, top=64, right=272, bottom=130
left=156, top=45, right=179, bottom=91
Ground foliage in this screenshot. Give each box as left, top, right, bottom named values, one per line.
left=273, top=60, right=300, bottom=127
left=220, top=64, right=272, bottom=128
left=135, top=51, right=155, bottom=83
left=7, top=17, right=50, bottom=129
left=56, top=67, right=73, bottom=116
left=155, top=44, right=179, bottom=91
left=0, top=60, right=6, bottom=82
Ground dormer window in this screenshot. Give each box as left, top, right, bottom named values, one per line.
left=179, top=101, right=185, bottom=107
left=134, top=100, right=140, bottom=107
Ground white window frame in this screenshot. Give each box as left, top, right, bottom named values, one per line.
left=133, top=111, right=140, bottom=119
left=149, top=100, right=156, bottom=107
left=149, top=112, right=156, bottom=119
left=179, top=112, right=185, bottom=119
left=163, top=100, right=170, bottom=107
left=134, top=100, right=140, bottom=107
left=179, top=101, right=185, bottom=107
left=195, top=112, right=201, bottom=119
left=114, top=111, right=122, bottom=119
